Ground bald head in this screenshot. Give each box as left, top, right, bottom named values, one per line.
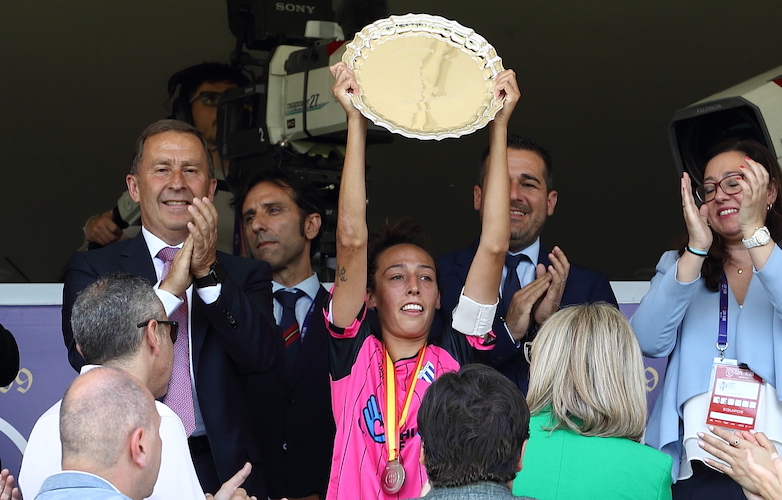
left=60, top=367, right=161, bottom=500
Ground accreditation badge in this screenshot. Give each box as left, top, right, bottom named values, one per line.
left=706, top=358, right=762, bottom=431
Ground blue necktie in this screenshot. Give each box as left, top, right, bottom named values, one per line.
left=275, top=289, right=306, bottom=374
left=502, top=254, right=529, bottom=316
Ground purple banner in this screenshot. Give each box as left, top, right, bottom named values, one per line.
left=0, top=294, right=668, bottom=494
left=0, top=306, right=76, bottom=481
left=621, top=303, right=669, bottom=413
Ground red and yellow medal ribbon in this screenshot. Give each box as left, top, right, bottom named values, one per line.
left=384, top=347, right=427, bottom=462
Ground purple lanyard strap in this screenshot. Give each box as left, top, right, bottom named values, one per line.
left=718, top=271, right=729, bottom=360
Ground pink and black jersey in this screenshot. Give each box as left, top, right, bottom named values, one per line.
left=325, top=297, right=493, bottom=500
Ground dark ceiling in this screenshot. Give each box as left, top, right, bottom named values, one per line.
left=2, top=1, right=781, bottom=282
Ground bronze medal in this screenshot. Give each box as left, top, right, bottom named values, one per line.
left=381, top=459, right=405, bottom=494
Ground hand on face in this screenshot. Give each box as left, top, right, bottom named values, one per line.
left=681, top=172, right=713, bottom=252
left=330, top=62, right=363, bottom=120
left=532, top=246, right=570, bottom=325
left=700, top=151, right=777, bottom=243
left=188, top=196, right=219, bottom=278
left=737, top=156, right=774, bottom=235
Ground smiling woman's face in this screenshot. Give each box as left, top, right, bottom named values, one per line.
left=368, top=243, right=441, bottom=341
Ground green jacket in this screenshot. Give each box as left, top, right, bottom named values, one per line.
left=513, top=408, right=672, bottom=500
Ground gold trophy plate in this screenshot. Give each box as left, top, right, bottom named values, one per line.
left=342, top=13, right=505, bottom=140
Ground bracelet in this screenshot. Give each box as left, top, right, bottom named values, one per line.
left=685, top=246, right=708, bottom=257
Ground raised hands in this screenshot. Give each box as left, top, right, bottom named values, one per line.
left=677, top=172, right=712, bottom=283
left=737, top=156, right=774, bottom=236
left=505, top=273, right=552, bottom=341
left=682, top=172, right=712, bottom=253
left=188, top=196, right=219, bottom=278
left=491, top=69, right=521, bottom=128
left=329, top=61, right=369, bottom=328
left=330, top=62, right=363, bottom=121
left=0, top=470, right=19, bottom=500
left=160, top=235, right=195, bottom=297
left=503, top=246, right=570, bottom=342
left=533, top=246, right=570, bottom=325
left=158, top=195, right=218, bottom=295
left=462, top=69, right=519, bottom=308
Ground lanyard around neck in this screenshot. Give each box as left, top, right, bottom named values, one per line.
left=717, top=272, right=729, bottom=360
left=384, top=347, right=426, bottom=462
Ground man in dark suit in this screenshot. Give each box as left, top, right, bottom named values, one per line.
left=62, top=119, right=281, bottom=497
left=437, top=135, right=616, bottom=393
left=234, top=169, right=334, bottom=500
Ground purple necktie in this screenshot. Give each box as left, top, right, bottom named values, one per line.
left=157, top=246, right=196, bottom=435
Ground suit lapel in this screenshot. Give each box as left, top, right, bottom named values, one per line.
left=537, top=244, right=551, bottom=268
left=190, top=291, right=208, bottom=373
left=120, top=233, right=157, bottom=283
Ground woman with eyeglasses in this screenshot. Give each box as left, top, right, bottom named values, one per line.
left=512, top=303, right=673, bottom=499
left=631, top=138, right=782, bottom=499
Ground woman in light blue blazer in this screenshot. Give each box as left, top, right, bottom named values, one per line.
left=632, top=139, right=782, bottom=500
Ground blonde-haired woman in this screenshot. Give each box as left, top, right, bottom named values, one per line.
left=513, top=303, right=673, bottom=499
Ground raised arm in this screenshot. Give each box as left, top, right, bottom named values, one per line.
left=330, top=62, right=369, bottom=328
left=462, top=69, right=519, bottom=304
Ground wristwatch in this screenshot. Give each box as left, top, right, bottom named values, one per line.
left=742, top=226, right=771, bottom=249
left=194, top=261, right=226, bottom=288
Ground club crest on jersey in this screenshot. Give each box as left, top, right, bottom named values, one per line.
left=418, top=361, right=435, bottom=384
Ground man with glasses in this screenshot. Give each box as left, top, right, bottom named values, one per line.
left=83, top=62, right=248, bottom=254
left=21, top=273, right=254, bottom=500
left=437, top=134, right=617, bottom=393
left=61, top=119, right=281, bottom=497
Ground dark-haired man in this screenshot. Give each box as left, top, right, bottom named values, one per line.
left=234, top=169, right=334, bottom=500
left=84, top=62, right=248, bottom=253
left=437, top=135, right=616, bottom=393
left=413, top=363, right=534, bottom=500
left=62, top=119, right=280, bottom=497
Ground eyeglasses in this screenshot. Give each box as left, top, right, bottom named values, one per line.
left=137, top=319, right=179, bottom=343
left=523, top=341, right=533, bottom=364
left=695, top=174, right=744, bottom=203
left=189, top=91, right=223, bottom=107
